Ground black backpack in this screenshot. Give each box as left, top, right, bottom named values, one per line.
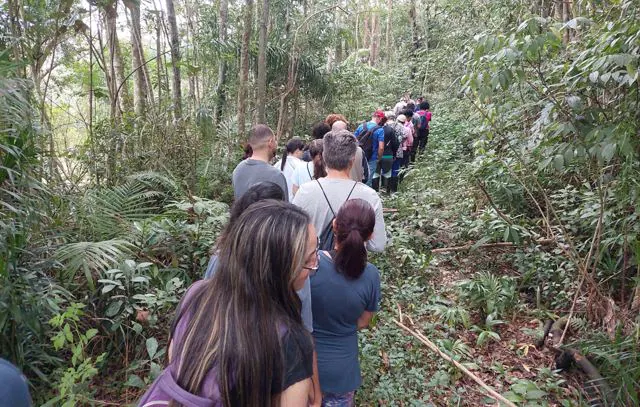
left=357, top=122, right=380, bottom=159
left=317, top=180, right=358, bottom=251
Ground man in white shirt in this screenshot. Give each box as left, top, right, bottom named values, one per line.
left=293, top=130, right=387, bottom=252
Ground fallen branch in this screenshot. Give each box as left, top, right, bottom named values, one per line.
left=393, top=319, right=517, bottom=407
left=431, top=242, right=515, bottom=253
left=431, top=238, right=555, bottom=254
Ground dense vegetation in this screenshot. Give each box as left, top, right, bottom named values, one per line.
left=1, top=0, right=639, bottom=405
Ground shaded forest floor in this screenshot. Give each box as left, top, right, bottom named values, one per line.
left=356, top=103, right=586, bottom=406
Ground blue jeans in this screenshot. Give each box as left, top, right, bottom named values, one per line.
left=367, top=158, right=378, bottom=187
left=392, top=158, right=402, bottom=177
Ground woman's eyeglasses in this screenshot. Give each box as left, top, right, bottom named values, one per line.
left=302, top=237, right=320, bottom=275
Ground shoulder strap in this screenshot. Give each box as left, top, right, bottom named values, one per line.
left=358, top=121, right=369, bottom=139
left=316, top=179, right=336, bottom=216
left=307, top=162, right=313, bottom=179
left=346, top=181, right=358, bottom=200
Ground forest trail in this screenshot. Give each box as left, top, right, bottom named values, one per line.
left=355, top=105, right=584, bottom=406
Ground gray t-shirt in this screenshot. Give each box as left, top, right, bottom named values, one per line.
left=232, top=158, right=289, bottom=201
left=292, top=178, right=387, bottom=252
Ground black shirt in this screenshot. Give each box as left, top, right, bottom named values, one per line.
left=382, top=125, right=399, bottom=156
left=273, top=325, right=314, bottom=392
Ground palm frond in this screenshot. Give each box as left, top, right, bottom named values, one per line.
left=55, top=239, right=134, bottom=289
left=79, top=181, right=162, bottom=240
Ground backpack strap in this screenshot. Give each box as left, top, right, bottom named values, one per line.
left=307, top=162, right=313, bottom=180
left=316, top=179, right=336, bottom=217
left=357, top=121, right=368, bottom=140
left=346, top=181, right=358, bottom=200
left=317, top=180, right=359, bottom=227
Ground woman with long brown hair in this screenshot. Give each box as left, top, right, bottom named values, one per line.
left=139, top=200, right=321, bottom=406
left=310, top=198, right=381, bottom=406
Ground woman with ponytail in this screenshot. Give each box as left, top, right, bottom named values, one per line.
left=292, top=139, right=327, bottom=196
left=310, top=198, right=381, bottom=406
left=274, top=137, right=305, bottom=201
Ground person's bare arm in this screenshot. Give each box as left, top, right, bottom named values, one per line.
left=309, top=350, right=322, bottom=407
left=357, top=311, right=375, bottom=330
left=377, top=140, right=384, bottom=160
left=280, top=378, right=312, bottom=406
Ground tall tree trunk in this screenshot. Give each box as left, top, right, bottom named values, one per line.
left=124, top=1, right=148, bottom=117
left=104, top=0, right=131, bottom=120
left=256, top=0, right=269, bottom=124
left=155, top=10, right=163, bottom=103
left=562, top=0, right=571, bottom=44
left=369, top=13, right=379, bottom=65
left=385, top=0, right=392, bottom=66
left=213, top=0, right=228, bottom=125
left=166, top=0, right=183, bottom=120
left=185, top=0, right=197, bottom=109
left=7, top=0, right=25, bottom=75
left=409, top=0, right=418, bottom=79
left=237, top=0, right=254, bottom=137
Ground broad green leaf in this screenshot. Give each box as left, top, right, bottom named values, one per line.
left=146, top=337, right=159, bottom=359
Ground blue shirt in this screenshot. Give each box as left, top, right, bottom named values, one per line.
left=204, top=255, right=314, bottom=333
left=310, top=251, right=381, bottom=393
left=354, top=121, right=385, bottom=161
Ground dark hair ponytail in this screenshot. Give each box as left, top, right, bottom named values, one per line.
left=280, top=137, right=305, bottom=171
left=333, top=199, right=375, bottom=279
left=308, top=139, right=326, bottom=179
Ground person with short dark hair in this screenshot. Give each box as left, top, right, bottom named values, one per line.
left=311, top=121, right=331, bottom=140
left=232, top=125, right=288, bottom=201
left=274, top=137, right=306, bottom=201
left=353, top=110, right=386, bottom=188
left=415, top=101, right=432, bottom=153
left=310, top=199, right=381, bottom=406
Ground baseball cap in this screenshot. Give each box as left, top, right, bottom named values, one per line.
left=397, top=114, right=407, bottom=123
left=373, top=110, right=385, bottom=119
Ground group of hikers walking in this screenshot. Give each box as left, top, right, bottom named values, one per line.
left=0, top=96, right=432, bottom=407
left=140, top=96, right=432, bottom=406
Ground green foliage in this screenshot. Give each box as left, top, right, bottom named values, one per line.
left=472, top=314, right=504, bottom=347
left=46, top=303, right=106, bottom=406
left=458, top=271, right=518, bottom=320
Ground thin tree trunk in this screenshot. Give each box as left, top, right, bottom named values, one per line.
left=124, top=1, right=148, bottom=117
left=562, top=0, right=571, bottom=44
left=237, top=0, right=254, bottom=137
left=213, top=0, right=229, bottom=125
left=409, top=0, right=418, bottom=79
left=256, top=0, right=269, bottom=124
left=185, top=0, right=197, bottom=109
left=354, top=1, right=359, bottom=65
left=166, top=0, right=183, bottom=119
left=369, top=13, right=379, bottom=65
left=104, top=0, right=131, bottom=119
left=155, top=10, right=163, bottom=103
left=385, top=0, right=391, bottom=66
